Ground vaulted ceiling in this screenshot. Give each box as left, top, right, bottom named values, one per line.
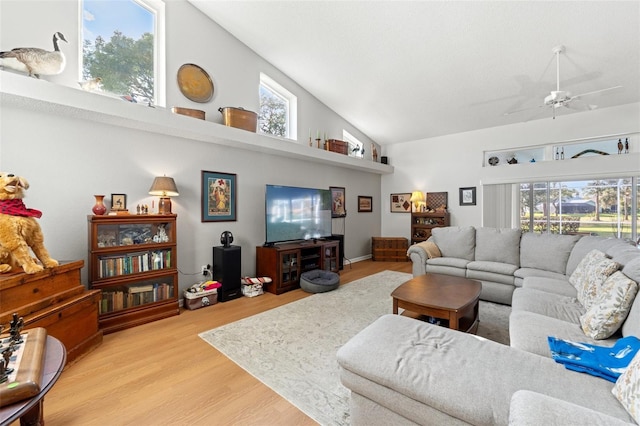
left=189, top=1, right=640, bottom=145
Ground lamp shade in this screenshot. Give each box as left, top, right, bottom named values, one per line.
left=149, top=176, right=179, bottom=197
left=409, top=191, right=424, bottom=203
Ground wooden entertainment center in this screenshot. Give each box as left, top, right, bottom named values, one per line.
left=256, top=240, right=339, bottom=294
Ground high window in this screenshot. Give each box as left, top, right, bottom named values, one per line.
left=343, top=130, right=364, bottom=158
left=259, top=73, right=297, bottom=139
left=520, top=177, right=639, bottom=241
left=81, top=0, right=165, bottom=106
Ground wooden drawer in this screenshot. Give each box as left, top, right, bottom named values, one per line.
left=24, top=289, right=103, bottom=366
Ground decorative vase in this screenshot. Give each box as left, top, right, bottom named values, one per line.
left=92, top=195, right=107, bottom=215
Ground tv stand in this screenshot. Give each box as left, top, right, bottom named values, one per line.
left=256, top=240, right=339, bottom=294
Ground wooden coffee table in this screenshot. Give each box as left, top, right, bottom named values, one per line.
left=391, top=273, right=481, bottom=333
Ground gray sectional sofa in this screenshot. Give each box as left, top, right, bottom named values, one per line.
left=337, top=228, right=640, bottom=425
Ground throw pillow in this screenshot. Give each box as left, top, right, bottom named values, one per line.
left=580, top=271, right=638, bottom=339
left=569, top=249, right=606, bottom=288
left=416, top=241, right=441, bottom=259
left=612, top=350, right=640, bottom=424
left=570, top=249, right=621, bottom=309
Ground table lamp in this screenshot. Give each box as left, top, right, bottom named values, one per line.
left=410, top=191, right=425, bottom=212
left=149, top=176, right=179, bottom=214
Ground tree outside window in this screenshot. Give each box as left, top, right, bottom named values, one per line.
left=259, top=84, right=288, bottom=137
left=82, top=0, right=157, bottom=104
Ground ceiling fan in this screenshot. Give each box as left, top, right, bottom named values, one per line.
left=505, top=45, right=622, bottom=119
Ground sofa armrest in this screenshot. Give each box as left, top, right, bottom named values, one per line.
left=509, top=390, right=635, bottom=425
left=407, top=245, right=427, bottom=276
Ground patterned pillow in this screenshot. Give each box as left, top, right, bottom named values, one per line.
left=612, top=350, right=640, bottom=423
left=570, top=249, right=621, bottom=309
left=580, top=271, right=638, bottom=339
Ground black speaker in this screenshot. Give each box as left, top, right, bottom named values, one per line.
left=327, top=234, right=344, bottom=270
left=213, top=245, right=242, bottom=302
left=381, top=156, right=388, bottom=164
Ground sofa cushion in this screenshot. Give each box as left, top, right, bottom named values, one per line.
left=466, top=269, right=515, bottom=285
left=474, top=227, right=521, bottom=266
left=512, top=288, right=584, bottom=324
left=522, top=276, right=576, bottom=297
left=509, top=310, right=619, bottom=358
left=514, top=268, right=568, bottom=287
left=622, top=257, right=640, bottom=284
left=509, top=390, right=635, bottom=426
left=570, top=250, right=621, bottom=309
left=581, top=271, right=639, bottom=340
left=622, top=290, right=640, bottom=339
left=431, top=226, right=476, bottom=261
left=612, top=351, right=640, bottom=424
left=566, top=236, right=627, bottom=276
left=520, top=233, right=581, bottom=275
left=467, top=260, right=519, bottom=275
left=608, top=243, right=640, bottom=267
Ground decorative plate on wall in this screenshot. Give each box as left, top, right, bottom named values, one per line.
left=488, top=156, right=499, bottom=166
left=177, top=63, right=214, bottom=103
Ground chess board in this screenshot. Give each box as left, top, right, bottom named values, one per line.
left=0, top=327, right=47, bottom=407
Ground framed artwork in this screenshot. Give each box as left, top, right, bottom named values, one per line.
left=459, top=187, right=476, bottom=206
left=202, top=170, right=237, bottom=222
left=390, top=193, right=412, bottom=213
left=330, top=186, right=346, bottom=218
left=358, top=196, right=373, bottom=212
left=111, top=193, right=127, bottom=211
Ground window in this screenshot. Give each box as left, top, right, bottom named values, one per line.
left=520, top=177, right=639, bottom=242
left=259, top=73, right=297, bottom=139
left=343, top=130, right=364, bottom=158
left=81, top=0, right=165, bottom=106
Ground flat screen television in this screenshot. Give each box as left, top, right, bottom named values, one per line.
left=265, top=184, right=332, bottom=244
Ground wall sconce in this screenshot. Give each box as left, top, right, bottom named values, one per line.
left=410, top=191, right=425, bottom=212
left=149, top=176, right=179, bottom=214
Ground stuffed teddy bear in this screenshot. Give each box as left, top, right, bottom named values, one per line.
left=0, top=172, right=58, bottom=274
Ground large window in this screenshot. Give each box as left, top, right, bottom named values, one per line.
left=81, top=0, right=165, bottom=106
left=520, top=177, right=639, bottom=242
left=259, top=73, right=297, bottom=139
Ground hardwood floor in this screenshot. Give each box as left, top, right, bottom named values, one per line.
left=38, top=260, right=411, bottom=426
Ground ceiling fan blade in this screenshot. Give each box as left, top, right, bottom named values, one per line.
left=570, top=85, right=623, bottom=100
left=503, top=104, right=545, bottom=116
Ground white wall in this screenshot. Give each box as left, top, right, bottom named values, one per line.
left=382, top=102, right=640, bottom=240
left=0, top=0, right=381, bottom=290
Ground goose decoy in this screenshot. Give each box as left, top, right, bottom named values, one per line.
left=0, top=32, right=67, bottom=78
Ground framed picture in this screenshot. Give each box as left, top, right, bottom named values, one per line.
left=330, top=186, right=346, bottom=218
left=459, top=187, right=476, bottom=206
left=111, top=193, right=127, bottom=211
left=390, top=193, right=412, bottom=213
left=202, top=170, right=237, bottom=222
left=358, top=196, right=373, bottom=212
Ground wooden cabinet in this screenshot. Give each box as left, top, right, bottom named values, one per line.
left=411, top=212, right=450, bottom=245
left=0, top=260, right=103, bottom=366
left=256, top=240, right=339, bottom=295
left=371, top=237, right=409, bottom=261
left=87, top=214, right=179, bottom=334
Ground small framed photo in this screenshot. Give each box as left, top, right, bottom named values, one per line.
left=330, top=186, right=346, bottom=218
left=358, top=196, right=373, bottom=213
left=111, top=193, right=127, bottom=211
left=202, top=170, right=237, bottom=222
left=459, top=187, right=476, bottom=206
left=390, top=193, right=412, bottom=213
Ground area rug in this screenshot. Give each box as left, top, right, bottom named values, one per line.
left=199, top=271, right=510, bottom=425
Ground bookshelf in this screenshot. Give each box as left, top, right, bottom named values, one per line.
left=87, top=214, right=179, bottom=334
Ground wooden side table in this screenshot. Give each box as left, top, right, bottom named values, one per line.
left=0, top=336, right=66, bottom=426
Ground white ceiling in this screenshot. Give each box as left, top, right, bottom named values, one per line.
left=189, top=1, right=640, bottom=145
